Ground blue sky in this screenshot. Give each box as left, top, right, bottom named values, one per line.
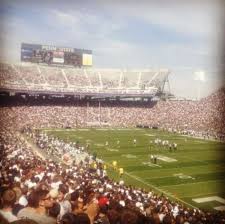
left=0, top=0, right=224, bottom=99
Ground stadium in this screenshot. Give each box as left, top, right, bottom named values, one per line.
left=1, top=43, right=225, bottom=223
left=1, top=2, right=225, bottom=224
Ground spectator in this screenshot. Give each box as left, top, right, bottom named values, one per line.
left=0, top=189, right=18, bottom=222
left=17, top=189, right=55, bottom=224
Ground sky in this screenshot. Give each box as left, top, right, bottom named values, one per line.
left=0, top=0, right=224, bottom=99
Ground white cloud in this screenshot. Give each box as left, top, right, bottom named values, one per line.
left=0, top=0, right=223, bottom=98
left=102, top=1, right=221, bottom=40
left=50, top=9, right=81, bottom=26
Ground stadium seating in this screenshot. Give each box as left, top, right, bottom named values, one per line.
left=0, top=63, right=169, bottom=94
left=1, top=88, right=224, bottom=137
left=0, top=62, right=225, bottom=223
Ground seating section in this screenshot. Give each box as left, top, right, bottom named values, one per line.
left=0, top=63, right=169, bottom=92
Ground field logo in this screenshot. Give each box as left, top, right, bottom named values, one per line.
left=173, top=173, right=195, bottom=180
left=192, top=196, right=225, bottom=211
left=122, top=154, right=137, bottom=159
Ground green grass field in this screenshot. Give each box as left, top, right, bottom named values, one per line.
left=42, top=128, right=225, bottom=211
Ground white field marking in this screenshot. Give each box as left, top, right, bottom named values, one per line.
left=154, top=155, right=177, bottom=162
left=142, top=161, right=161, bottom=167
left=77, top=129, right=89, bottom=131
left=115, top=128, right=142, bottom=131
left=95, top=143, right=105, bottom=147
left=173, top=154, right=209, bottom=166
left=96, top=128, right=109, bottom=130
left=124, top=172, right=199, bottom=209
left=180, top=192, right=224, bottom=198
left=173, top=173, right=195, bottom=180
left=192, top=196, right=225, bottom=211
left=142, top=173, right=194, bottom=180
left=192, top=196, right=225, bottom=204
left=144, top=134, right=155, bottom=136
left=214, top=206, right=225, bottom=211
left=162, top=179, right=222, bottom=188
left=122, top=154, right=137, bottom=159
left=143, top=170, right=223, bottom=181
left=86, top=139, right=93, bottom=142
left=143, top=174, right=181, bottom=180
left=195, top=141, right=207, bottom=143
left=129, top=164, right=225, bottom=176
left=76, top=136, right=83, bottom=139
left=107, top=148, right=119, bottom=152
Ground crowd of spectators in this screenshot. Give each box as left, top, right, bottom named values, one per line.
left=1, top=123, right=225, bottom=223
left=1, top=63, right=225, bottom=223
left=30, top=130, right=89, bottom=164
left=0, top=87, right=224, bottom=139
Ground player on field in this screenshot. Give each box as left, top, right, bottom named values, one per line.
left=112, top=160, right=117, bottom=170
left=119, top=167, right=124, bottom=178
left=153, top=155, right=157, bottom=164
left=117, top=139, right=120, bottom=148
left=173, top=143, right=177, bottom=151
left=133, top=138, right=137, bottom=147
left=150, top=154, right=154, bottom=163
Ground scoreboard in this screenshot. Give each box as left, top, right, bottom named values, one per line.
left=21, top=43, right=92, bottom=67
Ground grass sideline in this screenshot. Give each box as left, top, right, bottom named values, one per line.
left=42, top=128, right=225, bottom=211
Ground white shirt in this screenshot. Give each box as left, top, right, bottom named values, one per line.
left=0, top=210, right=18, bottom=222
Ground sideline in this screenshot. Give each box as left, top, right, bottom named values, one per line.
left=125, top=171, right=199, bottom=209
left=103, top=160, right=199, bottom=210
left=19, top=132, right=68, bottom=166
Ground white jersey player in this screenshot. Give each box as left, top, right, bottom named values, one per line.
left=133, top=139, right=137, bottom=146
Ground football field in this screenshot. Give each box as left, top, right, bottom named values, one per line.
left=43, top=128, right=225, bottom=211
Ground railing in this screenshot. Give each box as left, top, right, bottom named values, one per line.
left=0, top=83, right=158, bottom=95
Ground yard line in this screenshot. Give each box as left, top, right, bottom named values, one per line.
left=139, top=170, right=225, bottom=181
left=125, top=171, right=199, bottom=210
left=103, top=160, right=198, bottom=209
left=143, top=175, right=180, bottom=180
left=129, top=164, right=225, bottom=175
left=183, top=192, right=225, bottom=198
left=162, top=179, right=224, bottom=188
left=102, top=160, right=194, bottom=207
left=174, top=154, right=209, bottom=166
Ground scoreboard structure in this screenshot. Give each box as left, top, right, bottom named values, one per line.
left=21, top=43, right=92, bottom=67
